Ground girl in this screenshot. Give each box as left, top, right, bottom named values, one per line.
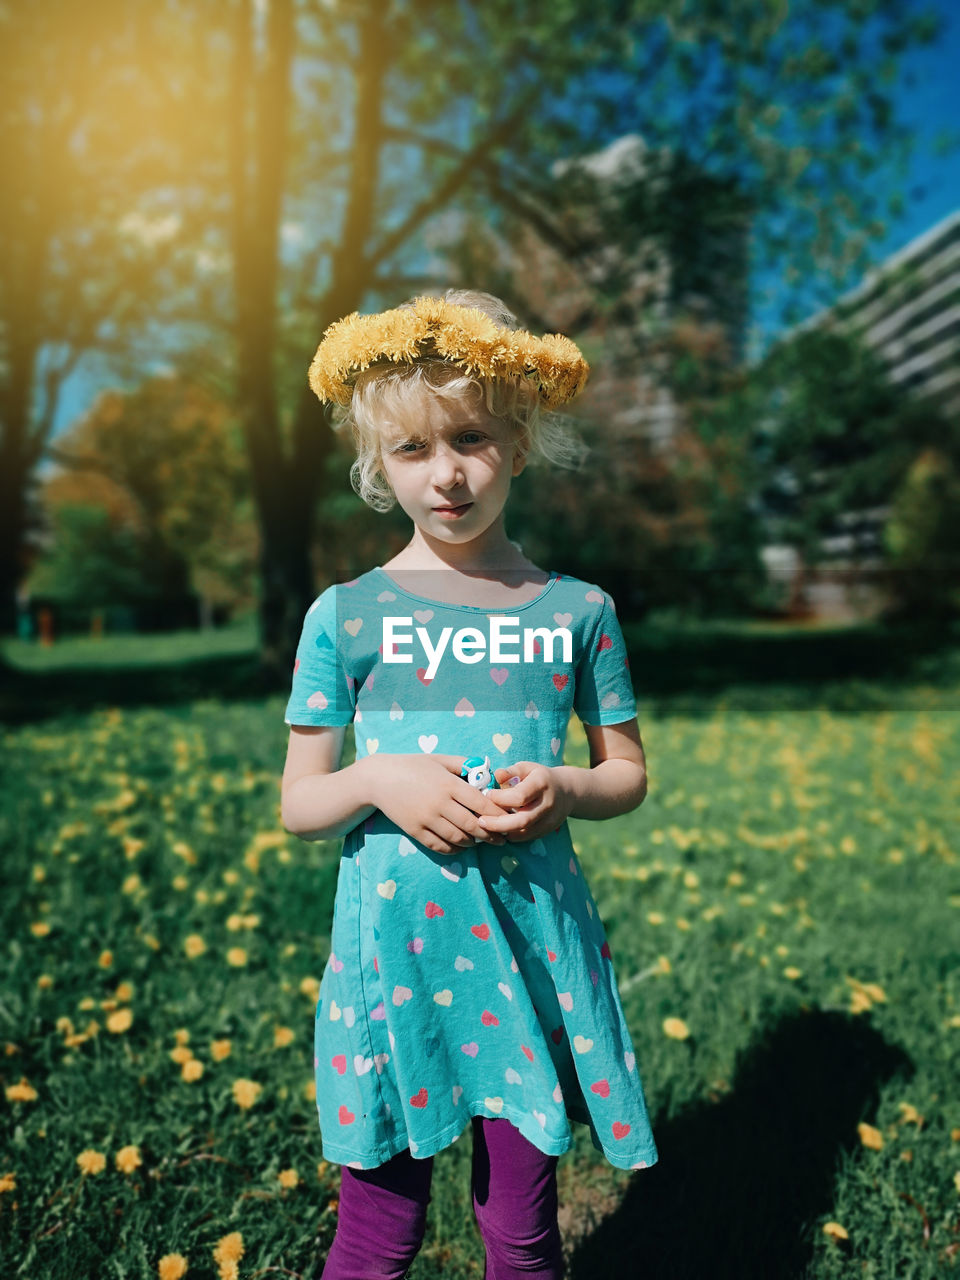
left=281, top=290, right=658, bottom=1279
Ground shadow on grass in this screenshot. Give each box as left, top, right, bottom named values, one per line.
left=1, top=618, right=958, bottom=725
left=569, top=1008, right=913, bottom=1280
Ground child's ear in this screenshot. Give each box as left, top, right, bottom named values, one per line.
left=512, top=444, right=529, bottom=477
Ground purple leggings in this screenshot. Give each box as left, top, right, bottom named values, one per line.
left=321, top=1117, right=564, bottom=1279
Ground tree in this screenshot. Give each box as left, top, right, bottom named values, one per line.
left=2, top=0, right=945, bottom=676
left=36, top=376, right=256, bottom=618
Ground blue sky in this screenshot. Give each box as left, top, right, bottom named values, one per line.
left=51, top=0, right=960, bottom=438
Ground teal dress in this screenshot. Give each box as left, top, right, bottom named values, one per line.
left=284, top=567, right=659, bottom=1172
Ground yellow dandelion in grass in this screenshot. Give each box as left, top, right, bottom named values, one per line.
left=954, top=1172, right=960, bottom=1194
left=76, top=1149, right=107, bottom=1175
left=123, top=836, right=144, bottom=860
left=143, top=933, right=160, bottom=951
left=98, top=950, right=114, bottom=969
left=223, top=869, right=239, bottom=886
left=858, top=1122, right=883, bottom=1150
left=304, top=1079, right=316, bottom=1102
left=182, top=1059, right=204, bottom=1082
left=898, top=1102, right=923, bottom=1127
left=29, top=921, right=51, bottom=937
left=951, top=1128, right=960, bottom=1142
left=647, top=912, right=665, bottom=926
left=158, top=1255, right=189, bottom=1280
left=210, top=1039, right=232, bottom=1062
left=317, top=1161, right=329, bottom=1180
left=170, top=1045, right=193, bottom=1065
left=172, top=841, right=197, bottom=865
left=840, top=836, right=857, bottom=855
left=662, top=1017, right=690, bottom=1040
left=122, top=874, right=142, bottom=895
left=232, top=1078, right=262, bottom=1109
left=37, top=975, right=54, bottom=991
left=115, top=981, right=134, bottom=1002
left=278, top=1168, right=299, bottom=1189
left=172, top=875, right=189, bottom=892
left=274, top=1026, right=295, bottom=1049
left=849, top=990, right=872, bottom=1015
left=784, top=967, right=803, bottom=980
left=6, top=1079, right=38, bottom=1103
left=184, top=934, right=206, bottom=959
left=0, top=1172, right=16, bottom=1194
left=226, top=948, right=248, bottom=968
left=822, top=1221, right=849, bottom=1241
left=174, top=1029, right=190, bottom=1046
left=115, top=1145, right=142, bottom=1174
left=107, top=1008, right=133, bottom=1034
left=213, top=1231, right=243, bottom=1280
left=300, top=976, right=321, bottom=1002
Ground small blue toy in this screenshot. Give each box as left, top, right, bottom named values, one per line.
left=460, top=755, right=500, bottom=794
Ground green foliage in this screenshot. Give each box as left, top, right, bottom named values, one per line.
left=28, top=504, right=158, bottom=609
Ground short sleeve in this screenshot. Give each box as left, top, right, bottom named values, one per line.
left=573, top=590, right=637, bottom=727
left=283, top=587, right=356, bottom=727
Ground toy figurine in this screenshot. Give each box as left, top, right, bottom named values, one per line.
left=460, top=755, right=501, bottom=794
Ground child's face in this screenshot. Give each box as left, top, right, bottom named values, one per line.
left=378, top=393, right=527, bottom=550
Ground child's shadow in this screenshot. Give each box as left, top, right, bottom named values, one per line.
left=568, top=1008, right=913, bottom=1280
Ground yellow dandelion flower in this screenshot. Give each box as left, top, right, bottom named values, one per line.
left=274, top=1026, right=295, bottom=1049
left=172, top=875, right=189, bottom=892
left=242, top=914, right=260, bottom=929
left=278, top=1168, right=299, bottom=1188
left=656, top=956, right=672, bottom=974
left=822, top=1221, right=849, bottom=1241
left=210, top=1039, right=232, bottom=1062
left=663, top=1017, right=690, bottom=1040
left=184, top=934, right=206, bottom=959
left=647, top=912, right=665, bottom=925
left=122, top=874, right=142, bottom=895
left=107, top=1008, right=133, bottom=1034
left=98, top=950, right=114, bottom=968
left=115, top=981, right=134, bottom=1002
left=862, top=983, right=887, bottom=1004
left=143, top=933, right=160, bottom=951
left=232, top=1078, right=262, bottom=1109
left=174, top=1028, right=190, bottom=1046
left=172, top=841, right=197, bottom=865
left=76, top=1149, right=107, bottom=1175
left=226, top=914, right=243, bottom=932
left=123, top=836, right=144, bottom=860
left=951, top=1127, right=960, bottom=1142
left=37, top=973, right=54, bottom=989
left=57, top=1016, right=75, bottom=1037
left=304, top=1079, right=316, bottom=1102
left=158, top=1254, right=189, bottom=1280
left=223, top=869, right=239, bottom=886
left=300, top=976, right=320, bottom=1002
left=5, top=1079, right=38, bottom=1103
left=170, top=1046, right=193, bottom=1065
left=317, top=1160, right=329, bottom=1180
left=226, top=948, right=248, bottom=967
left=840, top=836, right=857, bottom=854
left=849, top=990, right=872, bottom=1015
left=213, top=1231, right=244, bottom=1266
left=115, top=1145, right=142, bottom=1174
left=182, top=1059, right=204, bottom=1082
left=30, top=921, right=51, bottom=937
left=858, top=1122, right=883, bottom=1150
left=897, top=1102, right=923, bottom=1127
left=0, top=1172, right=16, bottom=1194
left=784, top=967, right=803, bottom=980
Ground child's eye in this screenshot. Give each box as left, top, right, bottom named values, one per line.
left=459, top=432, right=485, bottom=445
left=393, top=441, right=423, bottom=454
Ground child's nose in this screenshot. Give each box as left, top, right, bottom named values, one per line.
left=431, top=445, right=464, bottom=488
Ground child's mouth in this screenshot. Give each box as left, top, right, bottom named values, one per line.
left=433, top=503, right=472, bottom=519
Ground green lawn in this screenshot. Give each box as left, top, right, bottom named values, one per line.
left=1, top=624, right=958, bottom=1278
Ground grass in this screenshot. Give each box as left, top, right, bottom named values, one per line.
left=1, top=621, right=959, bottom=1278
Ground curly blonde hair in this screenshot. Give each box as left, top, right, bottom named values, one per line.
left=330, top=289, right=588, bottom=512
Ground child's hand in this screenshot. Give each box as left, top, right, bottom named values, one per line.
left=369, top=754, right=507, bottom=855
left=476, top=762, right=574, bottom=843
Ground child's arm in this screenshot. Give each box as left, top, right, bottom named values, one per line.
left=280, top=725, right=507, bottom=852
left=477, top=719, right=647, bottom=842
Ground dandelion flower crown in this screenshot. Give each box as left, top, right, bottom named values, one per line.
left=307, top=295, right=589, bottom=410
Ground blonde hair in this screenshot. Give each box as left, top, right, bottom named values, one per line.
left=331, top=289, right=587, bottom=512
